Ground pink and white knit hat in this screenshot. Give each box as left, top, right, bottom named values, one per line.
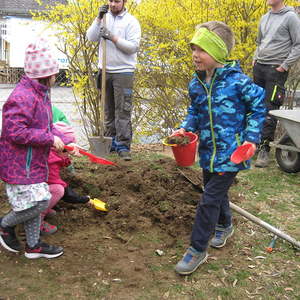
left=24, top=38, right=59, bottom=79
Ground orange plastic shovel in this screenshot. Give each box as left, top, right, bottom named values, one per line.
left=64, top=145, right=117, bottom=166
left=230, top=144, right=255, bottom=164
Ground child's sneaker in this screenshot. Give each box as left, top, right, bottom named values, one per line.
left=78, top=195, right=90, bottom=204
left=40, top=221, right=57, bottom=236
left=0, top=218, right=21, bottom=253
left=210, top=224, right=234, bottom=248
left=175, top=246, right=208, bottom=275
left=25, top=241, right=63, bottom=259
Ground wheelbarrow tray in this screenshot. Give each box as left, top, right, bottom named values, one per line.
left=269, top=110, right=300, bottom=148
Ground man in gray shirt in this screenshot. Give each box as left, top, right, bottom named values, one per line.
left=253, top=0, right=300, bottom=168
left=87, top=0, right=141, bottom=161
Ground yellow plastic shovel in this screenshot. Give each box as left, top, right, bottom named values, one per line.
left=89, top=198, right=108, bottom=212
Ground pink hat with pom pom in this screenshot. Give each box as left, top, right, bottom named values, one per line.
left=24, top=38, right=59, bottom=79
left=53, top=122, right=76, bottom=143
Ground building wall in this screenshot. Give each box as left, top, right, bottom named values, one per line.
left=0, top=17, right=68, bottom=69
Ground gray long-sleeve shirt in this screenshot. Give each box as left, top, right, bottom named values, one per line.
left=253, top=6, right=300, bottom=70
left=86, top=9, right=141, bottom=73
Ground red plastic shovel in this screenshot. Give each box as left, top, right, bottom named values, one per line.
left=64, top=145, right=117, bottom=166
left=230, top=144, right=255, bottom=164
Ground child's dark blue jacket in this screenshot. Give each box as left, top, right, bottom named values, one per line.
left=180, top=61, right=266, bottom=172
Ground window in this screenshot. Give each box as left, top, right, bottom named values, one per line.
left=0, top=23, right=7, bottom=37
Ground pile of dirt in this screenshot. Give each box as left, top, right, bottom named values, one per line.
left=60, top=157, right=203, bottom=239
left=0, top=154, right=241, bottom=241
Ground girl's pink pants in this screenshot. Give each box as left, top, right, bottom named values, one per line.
left=41, top=184, right=65, bottom=220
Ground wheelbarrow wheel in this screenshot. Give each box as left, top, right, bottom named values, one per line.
left=275, top=134, right=300, bottom=173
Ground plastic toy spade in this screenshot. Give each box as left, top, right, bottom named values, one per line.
left=230, top=144, right=255, bottom=164
left=89, top=198, right=108, bottom=212
left=64, top=145, right=116, bottom=166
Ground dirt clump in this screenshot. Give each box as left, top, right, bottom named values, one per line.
left=165, top=135, right=190, bottom=145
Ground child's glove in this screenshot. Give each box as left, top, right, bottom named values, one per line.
left=100, top=26, right=113, bottom=40
left=98, top=4, right=109, bottom=20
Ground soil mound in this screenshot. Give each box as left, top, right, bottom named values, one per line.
left=62, top=157, right=202, bottom=238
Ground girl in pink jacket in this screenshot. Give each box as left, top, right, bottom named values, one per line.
left=0, top=38, right=73, bottom=259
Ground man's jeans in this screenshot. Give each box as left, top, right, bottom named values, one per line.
left=253, top=63, right=288, bottom=145
left=97, top=71, right=134, bottom=152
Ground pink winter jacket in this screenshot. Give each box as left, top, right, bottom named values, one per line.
left=47, top=149, right=71, bottom=188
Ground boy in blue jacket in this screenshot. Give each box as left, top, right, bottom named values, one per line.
left=173, top=21, right=266, bottom=275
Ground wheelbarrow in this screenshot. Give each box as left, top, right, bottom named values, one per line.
left=269, top=110, right=300, bottom=173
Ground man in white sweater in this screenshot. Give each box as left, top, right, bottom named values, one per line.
left=87, top=0, right=141, bottom=161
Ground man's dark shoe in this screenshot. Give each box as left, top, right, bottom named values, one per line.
left=0, top=218, right=22, bottom=253
left=25, top=241, right=63, bottom=259
left=255, top=149, right=270, bottom=168
left=119, top=151, right=132, bottom=161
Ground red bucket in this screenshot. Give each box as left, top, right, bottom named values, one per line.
left=171, top=132, right=198, bottom=167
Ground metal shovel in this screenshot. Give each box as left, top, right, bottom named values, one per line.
left=90, top=14, right=112, bottom=158
left=177, top=168, right=203, bottom=193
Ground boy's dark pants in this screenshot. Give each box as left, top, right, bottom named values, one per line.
left=191, top=170, right=238, bottom=252
left=253, top=63, right=289, bottom=150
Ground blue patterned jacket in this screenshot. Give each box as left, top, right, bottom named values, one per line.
left=180, top=61, right=266, bottom=172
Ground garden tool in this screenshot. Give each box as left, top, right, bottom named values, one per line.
left=64, top=145, right=116, bottom=166
left=266, top=235, right=278, bottom=253
left=88, top=14, right=112, bottom=158
left=230, top=144, right=255, bottom=164
left=229, top=202, right=300, bottom=250
left=177, top=168, right=203, bottom=193
left=98, top=14, right=112, bottom=152
left=89, top=198, right=108, bottom=212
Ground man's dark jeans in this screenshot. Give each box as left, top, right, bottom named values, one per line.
left=253, top=63, right=289, bottom=149
left=191, top=170, right=238, bottom=252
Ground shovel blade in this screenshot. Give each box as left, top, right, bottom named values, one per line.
left=230, top=144, right=255, bottom=164
left=88, top=136, right=112, bottom=158
left=90, top=198, right=108, bottom=212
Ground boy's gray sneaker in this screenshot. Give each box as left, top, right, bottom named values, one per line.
left=175, top=246, right=208, bottom=275
left=210, top=224, right=234, bottom=248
